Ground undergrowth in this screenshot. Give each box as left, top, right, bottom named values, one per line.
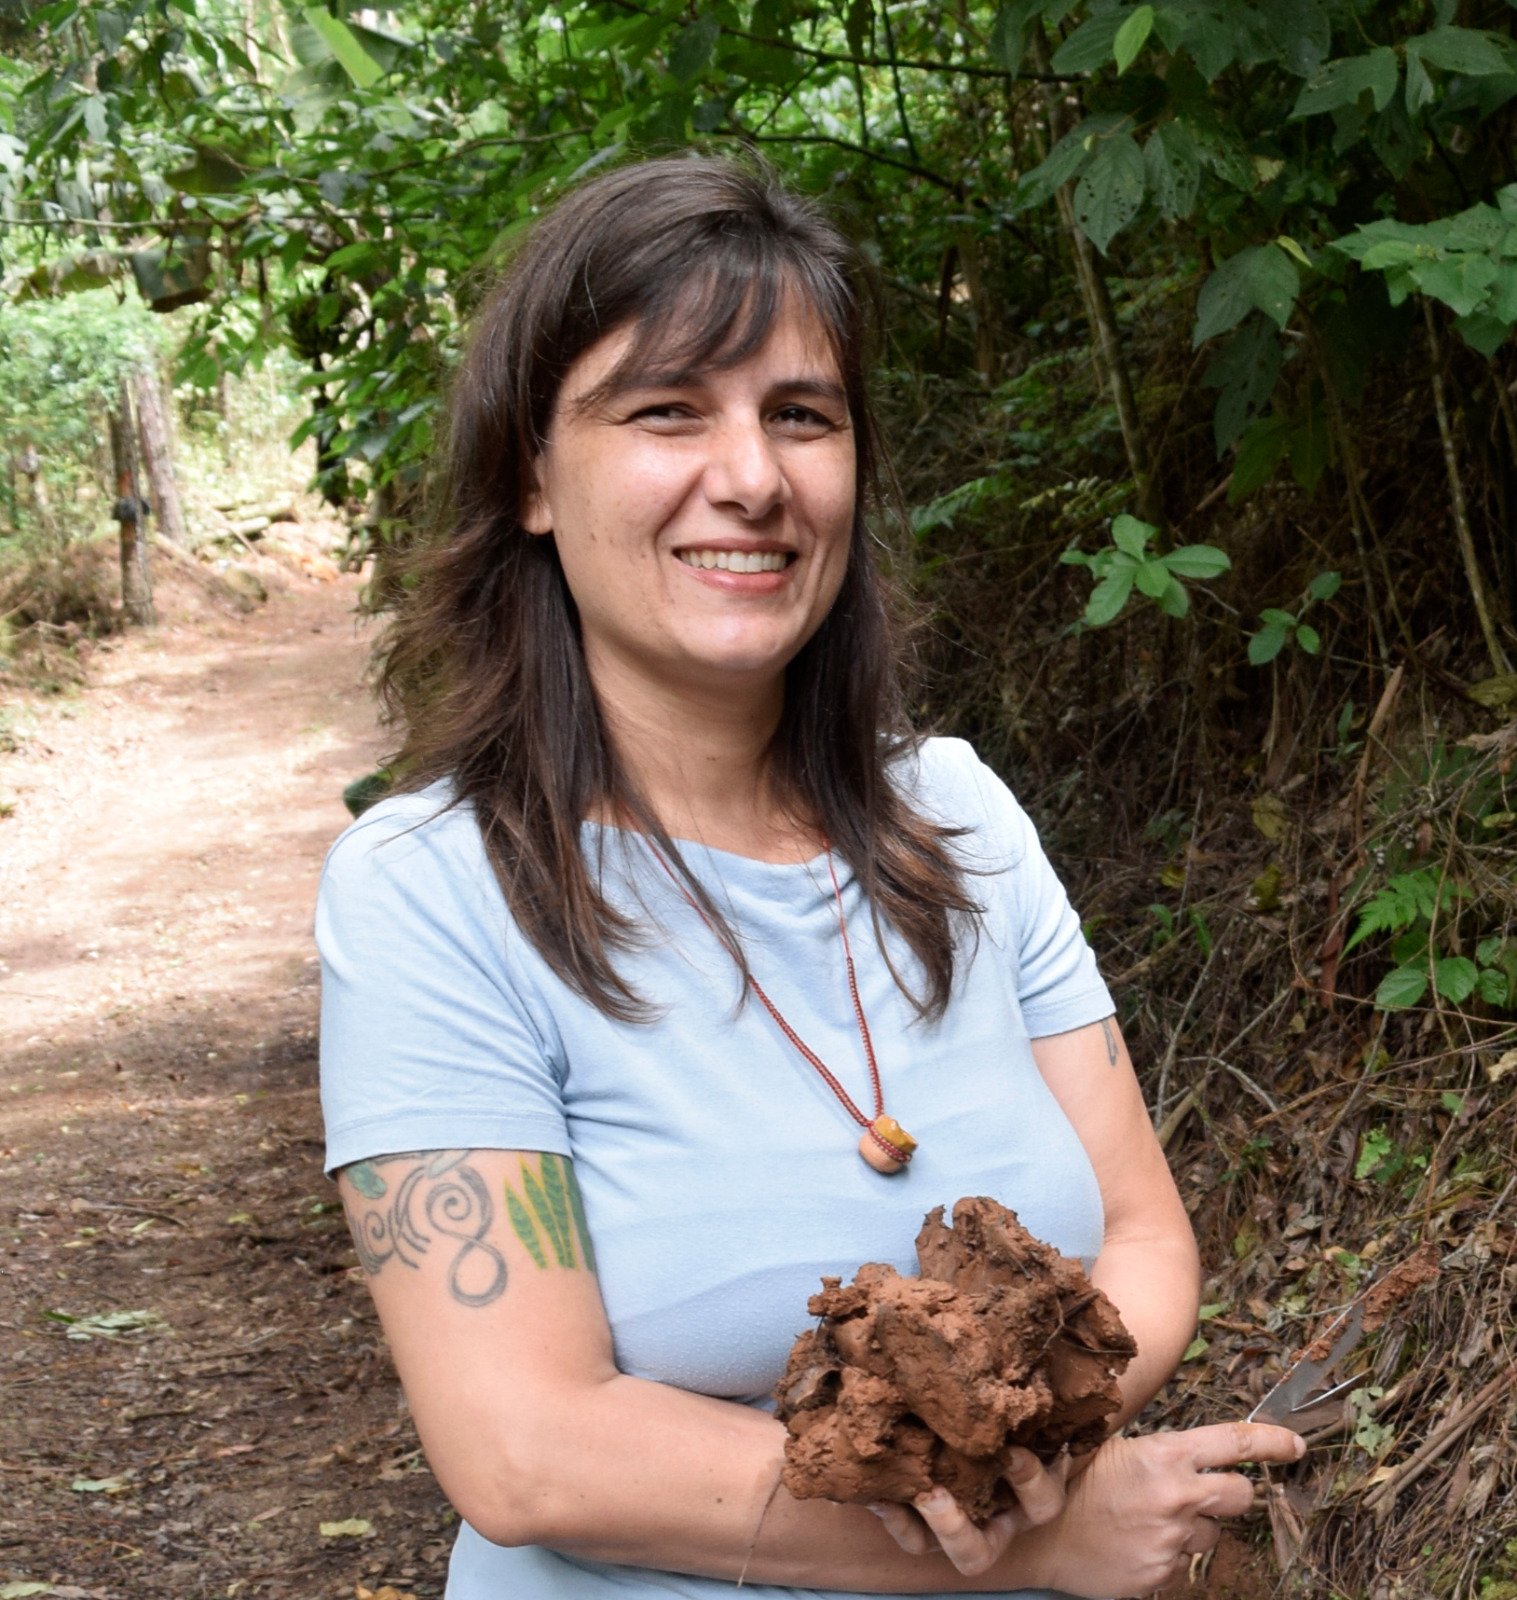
left=882, top=274, right=1516, bottom=1599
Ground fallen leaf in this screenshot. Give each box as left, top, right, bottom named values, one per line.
left=71, top=1475, right=131, bottom=1494
left=356, top=1588, right=419, bottom=1600
left=1251, top=793, right=1288, bottom=841
left=320, top=1518, right=374, bottom=1539
left=1487, top=1049, right=1517, bottom=1085
left=0, top=1583, right=56, bottom=1598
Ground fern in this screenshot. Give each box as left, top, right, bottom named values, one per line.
left=1344, top=871, right=1461, bottom=954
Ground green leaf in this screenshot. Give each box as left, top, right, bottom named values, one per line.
left=1144, top=121, right=1200, bottom=220
left=1476, top=967, right=1510, bottom=1006
left=1110, top=513, right=1153, bottom=558
left=504, top=1185, right=547, bottom=1268
left=1014, top=115, right=1126, bottom=209
left=82, top=94, right=107, bottom=143
left=1229, top=413, right=1290, bottom=499
left=1085, top=568, right=1136, bottom=626
left=1455, top=311, right=1512, bottom=356
left=1072, top=132, right=1145, bottom=254
left=1291, top=48, right=1399, bottom=118
left=1434, top=956, right=1478, bottom=1004
left=1296, top=623, right=1321, bottom=654
left=1405, top=49, right=1435, bottom=115
left=1155, top=574, right=1190, bottom=617
left=1258, top=608, right=1296, bottom=625
left=1051, top=10, right=1126, bottom=74
left=1203, top=317, right=1283, bottom=453
left=301, top=7, right=383, bottom=88
left=1113, top=5, right=1154, bottom=74
left=1275, top=0, right=1331, bottom=77
left=1248, top=620, right=1289, bottom=665
left=1413, top=253, right=1499, bottom=317
left=1355, top=1126, right=1394, bottom=1179
left=989, top=0, right=1039, bottom=72
left=1308, top=570, right=1342, bottom=601
left=1194, top=245, right=1300, bottom=345
left=1134, top=558, right=1170, bottom=598
left=1407, top=27, right=1509, bottom=77
left=1376, top=965, right=1429, bottom=1010
left=668, top=14, right=720, bottom=81
left=1162, top=544, right=1231, bottom=578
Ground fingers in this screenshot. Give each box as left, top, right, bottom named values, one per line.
left=1185, top=1421, right=1307, bottom=1471
left=1194, top=1468, right=1260, bottom=1520
left=910, top=1487, right=1003, bottom=1576
left=867, top=1501, right=937, bottom=1557
left=1003, top=1445, right=1068, bottom=1528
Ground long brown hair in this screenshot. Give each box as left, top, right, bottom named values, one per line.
left=379, top=153, right=976, bottom=1021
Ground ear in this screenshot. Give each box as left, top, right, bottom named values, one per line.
left=519, top=464, right=552, bottom=535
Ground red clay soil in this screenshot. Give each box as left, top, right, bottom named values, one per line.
left=776, top=1198, right=1136, bottom=1524
left=0, top=563, right=452, bottom=1599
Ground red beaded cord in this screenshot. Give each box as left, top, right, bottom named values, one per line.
left=642, top=837, right=913, bottom=1165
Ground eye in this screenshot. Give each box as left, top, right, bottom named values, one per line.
left=772, top=404, right=841, bottom=435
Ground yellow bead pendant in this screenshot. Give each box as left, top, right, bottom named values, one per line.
left=858, top=1114, right=917, bottom=1175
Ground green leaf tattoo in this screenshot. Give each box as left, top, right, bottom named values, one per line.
left=347, top=1161, right=388, bottom=1200
left=522, top=1161, right=574, bottom=1267
left=503, top=1155, right=596, bottom=1272
left=504, top=1185, right=547, bottom=1268
left=563, top=1159, right=598, bottom=1274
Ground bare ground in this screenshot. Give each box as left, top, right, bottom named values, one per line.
left=0, top=560, right=452, bottom=1600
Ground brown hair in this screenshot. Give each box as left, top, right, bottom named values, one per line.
left=378, top=153, right=975, bottom=1020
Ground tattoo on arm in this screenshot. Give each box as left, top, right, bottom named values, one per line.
left=342, top=1150, right=508, bottom=1307
left=504, top=1153, right=598, bottom=1273
left=1100, top=1017, right=1120, bottom=1066
left=341, top=1150, right=597, bottom=1307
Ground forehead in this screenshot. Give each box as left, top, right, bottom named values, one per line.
left=561, top=285, right=844, bottom=407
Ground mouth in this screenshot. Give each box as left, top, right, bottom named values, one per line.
left=674, top=548, right=796, bottom=574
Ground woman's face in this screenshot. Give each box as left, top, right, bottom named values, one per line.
left=521, top=294, right=857, bottom=712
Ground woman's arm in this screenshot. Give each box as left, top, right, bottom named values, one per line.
left=1029, top=1014, right=1201, bottom=1423
left=337, top=1146, right=1062, bottom=1594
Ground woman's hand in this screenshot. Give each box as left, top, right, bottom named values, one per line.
left=1034, top=1422, right=1306, bottom=1599
left=867, top=1447, right=1070, bottom=1577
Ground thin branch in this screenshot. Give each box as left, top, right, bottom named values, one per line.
left=595, top=0, right=1076, bottom=81
left=743, top=132, right=956, bottom=190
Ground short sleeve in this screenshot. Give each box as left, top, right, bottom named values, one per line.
left=918, top=739, right=1114, bottom=1038
left=315, top=792, right=571, bottom=1176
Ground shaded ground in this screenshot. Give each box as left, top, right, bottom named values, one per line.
left=0, top=562, right=453, bottom=1599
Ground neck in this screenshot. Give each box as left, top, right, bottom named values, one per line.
left=589, top=661, right=816, bottom=862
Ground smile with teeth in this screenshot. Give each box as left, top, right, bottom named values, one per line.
left=676, top=548, right=793, bottom=573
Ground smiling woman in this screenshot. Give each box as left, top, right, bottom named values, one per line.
left=316, top=154, right=1302, bottom=1600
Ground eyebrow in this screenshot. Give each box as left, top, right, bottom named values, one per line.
left=582, top=367, right=849, bottom=411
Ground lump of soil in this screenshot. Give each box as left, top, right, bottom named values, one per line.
left=775, top=1197, right=1136, bottom=1526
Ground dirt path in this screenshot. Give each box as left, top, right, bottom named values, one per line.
left=0, top=568, right=451, bottom=1600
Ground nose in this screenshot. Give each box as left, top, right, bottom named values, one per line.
left=702, top=415, right=788, bottom=520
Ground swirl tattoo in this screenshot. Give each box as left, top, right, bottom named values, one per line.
left=341, top=1150, right=508, bottom=1307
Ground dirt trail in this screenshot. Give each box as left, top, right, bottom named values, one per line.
left=0, top=569, right=452, bottom=1599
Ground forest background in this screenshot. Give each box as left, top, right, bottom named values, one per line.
left=1, top=0, right=1514, bottom=1596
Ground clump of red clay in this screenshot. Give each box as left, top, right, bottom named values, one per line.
left=774, top=1197, right=1136, bottom=1526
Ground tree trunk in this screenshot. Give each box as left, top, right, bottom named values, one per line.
left=133, top=366, right=188, bottom=546
left=109, top=381, right=155, bottom=627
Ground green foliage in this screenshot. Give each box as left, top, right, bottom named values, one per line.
left=1247, top=570, right=1340, bottom=664
left=1061, top=514, right=1230, bottom=626
left=0, top=289, right=159, bottom=548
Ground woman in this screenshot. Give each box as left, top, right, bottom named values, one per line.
left=317, top=155, right=1302, bottom=1598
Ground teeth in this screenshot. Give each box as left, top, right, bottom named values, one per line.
left=678, top=549, right=789, bottom=573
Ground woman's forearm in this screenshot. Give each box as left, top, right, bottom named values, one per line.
left=1090, top=1230, right=1201, bottom=1428
left=478, top=1371, right=1055, bottom=1593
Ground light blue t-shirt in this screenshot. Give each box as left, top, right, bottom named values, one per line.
left=317, top=737, right=1114, bottom=1599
